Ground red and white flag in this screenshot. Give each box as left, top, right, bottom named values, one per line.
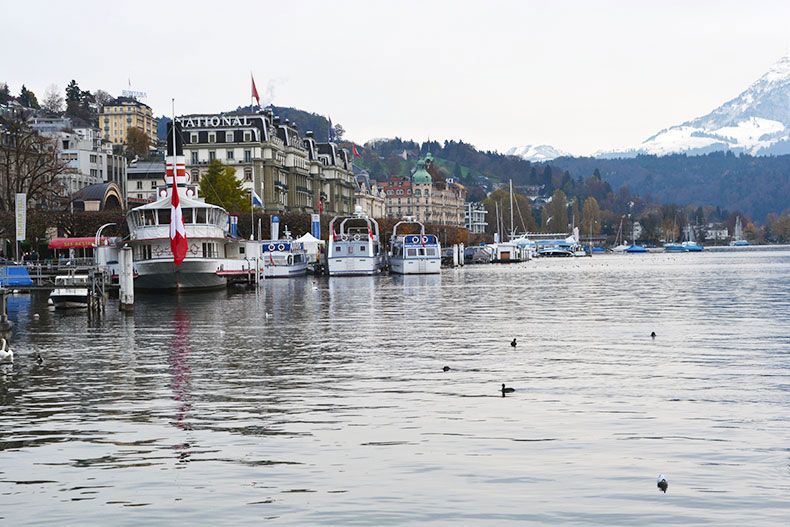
left=169, top=165, right=188, bottom=266
left=251, top=73, right=260, bottom=107
left=332, top=225, right=337, bottom=241
left=367, top=223, right=374, bottom=240
left=352, top=144, right=362, bottom=158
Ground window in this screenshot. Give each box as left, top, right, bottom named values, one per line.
left=226, top=150, right=234, bottom=160
left=191, top=152, right=198, bottom=164
left=347, top=246, right=353, bottom=254
left=335, top=246, right=341, bottom=253
left=407, top=248, right=417, bottom=257
left=359, top=245, right=366, bottom=253
left=226, top=132, right=233, bottom=142
left=136, top=181, right=143, bottom=189
left=244, top=168, right=252, bottom=182
left=244, top=150, right=251, bottom=162
left=244, top=132, right=251, bottom=142
left=182, top=208, right=193, bottom=223
left=195, top=208, right=207, bottom=223
left=62, top=140, right=69, bottom=149
left=191, top=169, right=199, bottom=179
left=151, top=181, right=157, bottom=189
left=208, top=133, right=215, bottom=143
left=191, top=134, right=198, bottom=143
left=158, top=209, right=170, bottom=225
left=426, top=248, right=437, bottom=256
left=209, top=151, right=216, bottom=161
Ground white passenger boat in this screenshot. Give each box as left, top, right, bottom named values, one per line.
left=260, top=231, right=309, bottom=278
left=49, top=274, right=89, bottom=309
left=118, top=121, right=261, bottom=291
left=387, top=218, right=441, bottom=274
left=327, top=206, right=383, bottom=276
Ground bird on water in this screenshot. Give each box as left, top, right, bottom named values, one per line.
left=36, top=353, right=43, bottom=365
left=651, top=331, right=656, bottom=338
left=0, top=338, right=13, bottom=363
left=657, top=474, right=668, bottom=493
left=511, top=338, right=517, bottom=347
left=501, top=383, right=515, bottom=395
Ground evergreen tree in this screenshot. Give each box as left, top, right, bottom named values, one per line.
left=65, top=80, right=82, bottom=102
left=0, top=82, right=10, bottom=105
left=200, top=160, right=250, bottom=212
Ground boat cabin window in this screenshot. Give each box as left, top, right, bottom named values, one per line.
left=426, top=248, right=437, bottom=256
left=182, top=208, right=193, bottom=223
left=143, top=209, right=156, bottom=226
left=335, top=246, right=341, bottom=253
left=407, top=248, right=417, bottom=257
left=359, top=245, right=366, bottom=253
left=195, top=208, right=207, bottom=224
left=158, top=209, right=171, bottom=225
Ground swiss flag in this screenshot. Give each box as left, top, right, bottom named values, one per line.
left=353, top=144, right=362, bottom=158
left=170, top=182, right=188, bottom=266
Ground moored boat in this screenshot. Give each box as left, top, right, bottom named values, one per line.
left=49, top=274, right=89, bottom=309
left=259, top=230, right=309, bottom=278
left=387, top=217, right=441, bottom=274
left=327, top=206, right=383, bottom=276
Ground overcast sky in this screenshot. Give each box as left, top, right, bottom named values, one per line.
left=3, top=0, right=790, bottom=155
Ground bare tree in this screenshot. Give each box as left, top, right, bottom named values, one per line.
left=41, top=84, right=64, bottom=113
left=0, top=116, right=67, bottom=211
left=93, top=89, right=113, bottom=111
left=333, top=123, right=345, bottom=141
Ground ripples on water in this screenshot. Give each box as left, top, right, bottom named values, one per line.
left=1, top=250, right=789, bottom=525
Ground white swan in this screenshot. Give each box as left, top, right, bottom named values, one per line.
left=0, top=338, right=13, bottom=363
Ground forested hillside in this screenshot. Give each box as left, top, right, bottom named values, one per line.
left=551, top=152, right=790, bottom=222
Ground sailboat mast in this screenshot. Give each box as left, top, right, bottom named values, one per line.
left=509, top=179, right=514, bottom=238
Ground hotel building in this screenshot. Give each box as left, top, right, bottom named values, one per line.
left=99, top=97, right=157, bottom=147
left=179, top=110, right=355, bottom=216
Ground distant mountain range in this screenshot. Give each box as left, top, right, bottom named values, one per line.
left=508, top=56, right=790, bottom=160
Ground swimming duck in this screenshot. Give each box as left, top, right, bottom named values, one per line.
left=511, top=338, right=517, bottom=347
left=442, top=366, right=451, bottom=372
left=657, top=474, right=668, bottom=493
left=501, top=383, right=515, bottom=394
left=0, top=338, right=13, bottom=363
left=651, top=331, right=656, bottom=338
left=36, top=353, right=43, bottom=365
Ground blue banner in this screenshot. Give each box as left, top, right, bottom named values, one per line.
left=311, top=213, right=320, bottom=239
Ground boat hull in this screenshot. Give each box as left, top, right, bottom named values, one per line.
left=327, top=256, right=382, bottom=276
left=264, top=262, right=309, bottom=278
left=133, top=259, right=230, bottom=291
left=389, top=257, right=441, bottom=274
left=50, top=295, right=88, bottom=309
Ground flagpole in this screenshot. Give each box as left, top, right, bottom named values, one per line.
left=171, top=98, right=176, bottom=196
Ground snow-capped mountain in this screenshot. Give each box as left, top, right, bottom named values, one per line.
left=601, top=55, right=790, bottom=158
left=505, top=144, right=570, bottom=162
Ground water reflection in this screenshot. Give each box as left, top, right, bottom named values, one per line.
left=0, top=251, right=789, bottom=525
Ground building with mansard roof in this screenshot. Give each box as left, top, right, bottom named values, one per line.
left=180, top=109, right=355, bottom=217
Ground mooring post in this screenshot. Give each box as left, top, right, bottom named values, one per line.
left=119, top=246, right=134, bottom=311
left=0, top=288, right=13, bottom=332
left=459, top=242, right=465, bottom=266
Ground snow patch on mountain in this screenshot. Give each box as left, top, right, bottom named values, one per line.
left=505, top=144, right=570, bottom=162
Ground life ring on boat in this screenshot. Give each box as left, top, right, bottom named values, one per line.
left=410, top=235, right=421, bottom=244
left=421, top=235, right=429, bottom=244
left=277, top=243, right=285, bottom=251
left=268, top=243, right=276, bottom=251
left=353, top=234, right=361, bottom=241
left=341, top=234, right=349, bottom=241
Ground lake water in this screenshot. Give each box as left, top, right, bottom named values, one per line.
left=1, top=249, right=789, bottom=525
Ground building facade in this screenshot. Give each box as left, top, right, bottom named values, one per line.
left=353, top=167, right=385, bottom=218
left=465, top=202, right=488, bottom=234
left=37, top=122, right=127, bottom=205
left=126, top=161, right=165, bottom=205
left=179, top=110, right=356, bottom=217
left=382, top=154, right=466, bottom=227
left=100, top=96, right=157, bottom=147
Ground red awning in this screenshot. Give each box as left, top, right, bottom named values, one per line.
left=48, top=237, right=110, bottom=249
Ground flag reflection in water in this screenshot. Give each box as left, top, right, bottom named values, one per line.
left=169, top=308, right=193, bottom=464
